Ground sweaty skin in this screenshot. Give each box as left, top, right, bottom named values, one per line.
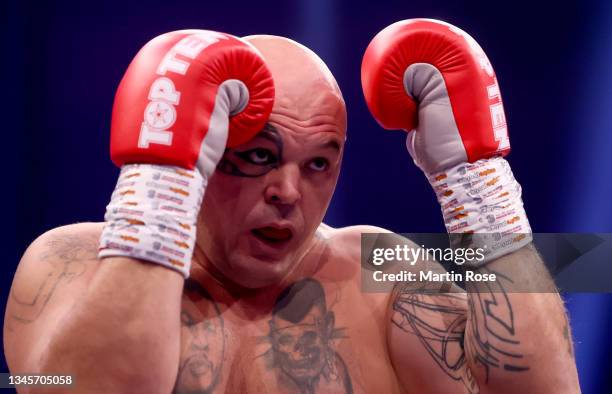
left=4, top=36, right=579, bottom=394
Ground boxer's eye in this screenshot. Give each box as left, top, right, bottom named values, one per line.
left=236, top=148, right=278, bottom=166
left=307, top=157, right=329, bottom=172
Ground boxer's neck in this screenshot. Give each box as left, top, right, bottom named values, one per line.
left=188, top=235, right=325, bottom=318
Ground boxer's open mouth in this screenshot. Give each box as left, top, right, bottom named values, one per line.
left=251, top=227, right=293, bottom=244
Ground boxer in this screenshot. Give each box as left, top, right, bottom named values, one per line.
left=5, top=21, right=579, bottom=394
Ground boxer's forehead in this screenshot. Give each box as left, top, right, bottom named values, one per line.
left=243, top=35, right=346, bottom=136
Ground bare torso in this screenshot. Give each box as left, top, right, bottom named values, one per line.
left=175, top=228, right=400, bottom=394
left=5, top=223, right=407, bottom=394
left=8, top=221, right=569, bottom=394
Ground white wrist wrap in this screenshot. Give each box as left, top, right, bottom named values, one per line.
left=428, top=157, right=532, bottom=265
left=98, top=164, right=205, bottom=278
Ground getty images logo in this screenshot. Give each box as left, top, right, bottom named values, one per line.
left=138, top=32, right=229, bottom=149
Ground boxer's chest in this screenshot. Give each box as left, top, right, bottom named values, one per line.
left=173, top=278, right=402, bottom=394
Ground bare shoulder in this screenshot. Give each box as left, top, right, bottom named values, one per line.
left=13, top=222, right=104, bottom=281
left=318, top=223, right=392, bottom=238
left=8, top=222, right=104, bottom=315
left=318, top=223, right=420, bottom=264
left=21, top=222, right=103, bottom=254
left=320, top=223, right=420, bottom=243
left=4, top=222, right=104, bottom=370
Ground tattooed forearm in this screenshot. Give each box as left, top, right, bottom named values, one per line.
left=464, top=267, right=529, bottom=379
left=10, top=233, right=97, bottom=324
left=392, top=289, right=477, bottom=392
left=392, top=265, right=531, bottom=393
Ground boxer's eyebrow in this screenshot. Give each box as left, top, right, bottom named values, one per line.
left=259, top=123, right=282, bottom=143
left=255, top=124, right=341, bottom=155
left=318, top=140, right=341, bottom=152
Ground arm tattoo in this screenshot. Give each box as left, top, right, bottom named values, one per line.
left=174, top=279, right=225, bottom=394
left=464, top=268, right=529, bottom=378
left=10, top=233, right=96, bottom=324
left=257, top=278, right=353, bottom=394
left=392, top=288, right=477, bottom=392
left=392, top=267, right=529, bottom=393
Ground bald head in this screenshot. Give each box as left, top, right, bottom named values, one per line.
left=243, top=35, right=346, bottom=134
left=197, top=36, right=347, bottom=289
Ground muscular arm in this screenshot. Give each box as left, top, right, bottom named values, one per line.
left=389, top=243, right=580, bottom=394
left=4, top=224, right=183, bottom=394
left=462, top=244, right=579, bottom=393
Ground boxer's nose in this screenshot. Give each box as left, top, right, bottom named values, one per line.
left=264, top=163, right=302, bottom=212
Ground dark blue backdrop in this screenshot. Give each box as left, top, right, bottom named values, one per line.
left=3, top=0, right=612, bottom=392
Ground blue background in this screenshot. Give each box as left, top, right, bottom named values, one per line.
left=3, top=0, right=612, bottom=392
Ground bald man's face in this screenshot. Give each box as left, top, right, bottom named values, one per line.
left=196, top=36, right=346, bottom=289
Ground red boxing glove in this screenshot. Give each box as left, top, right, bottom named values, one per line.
left=361, top=19, right=509, bottom=174
left=99, top=30, right=274, bottom=277
left=361, top=19, right=531, bottom=265
left=111, top=29, right=274, bottom=178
